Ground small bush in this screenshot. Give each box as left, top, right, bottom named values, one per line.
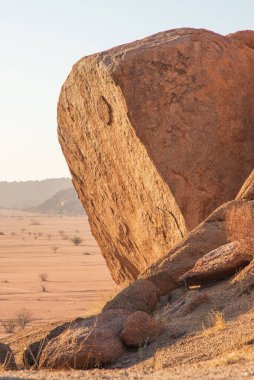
left=30, top=219, right=41, bottom=225
left=51, top=247, right=58, bottom=253
left=15, top=310, right=32, bottom=329
left=0, top=232, right=4, bottom=236
left=70, top=236, right=83, bottom=246
left=39, top=273, right=48, bottom=282
left=41, top=285, right=47, bottom=292
left=1, top=320, right=16, bottom=333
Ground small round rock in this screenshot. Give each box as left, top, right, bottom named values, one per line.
left=120, top=311, right=158, bottom=348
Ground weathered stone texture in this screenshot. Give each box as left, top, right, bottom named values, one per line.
left=58, top=28, right=254, bottom=284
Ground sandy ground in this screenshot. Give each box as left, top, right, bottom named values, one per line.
left=0, top=210, right=115, bottom=339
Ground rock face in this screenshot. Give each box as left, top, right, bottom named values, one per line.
left=0, top=342, right=17, bottom=370
left=236, top=170, right=254, bottom=201
left=58, top=28, right=254, bottom=285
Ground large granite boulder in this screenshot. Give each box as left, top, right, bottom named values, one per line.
left=58, top=28, right=254, bottom=285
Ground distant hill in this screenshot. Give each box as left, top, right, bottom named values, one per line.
left=32, top=188, right=85, bottom=216
left=0, top=178, right=72, bottom=209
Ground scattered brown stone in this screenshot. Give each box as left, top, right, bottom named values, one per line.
left=120, top=311, right=158, bottom=348
left=39, top=310, right=129, bottom=369
left=0, top=342, right=17, bottom=370
left=103, top=279, right=158, bottom=313
left=58, top=28, right=254, bottom=285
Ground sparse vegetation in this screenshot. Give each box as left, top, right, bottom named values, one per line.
left=30, top=219, right=41, bottom=225
left=70, top=236, right=83, bottom=246
left=39, top=273, right=48, bottom=282
left=1, top=320, right=16, bottom=333
left=41, top=285, right=47, bottom=292
left=203, top=310, right=226, bottom=335
left=15, top=310, right=33, bottom=329
left=51, top=246, right=59, bottom=253
left=0, top=231, right=4, bottom=235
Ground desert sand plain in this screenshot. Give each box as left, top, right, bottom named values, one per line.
left=0, top=210, right=115, bottom=340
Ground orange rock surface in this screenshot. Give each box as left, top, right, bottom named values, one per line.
left=58, top=28, right=254, bottom=285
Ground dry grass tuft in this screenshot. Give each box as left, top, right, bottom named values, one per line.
left=203, top=310, right=226, bottom=336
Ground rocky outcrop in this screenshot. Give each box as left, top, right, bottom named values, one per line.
left=0, top=342, right=17, bottom=370
left=179, top=241, right=254, bottom=286
left=58, top=28, right=254, bottom=285
left=142, top=199, right=254, bottom=295
left=120, top=311, right=158, bottom=347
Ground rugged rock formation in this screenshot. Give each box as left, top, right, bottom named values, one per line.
left=179, top=241, right=254, bottom=286
left=58, top=28, right=254, bottom=285
left=142, top=199, right=254, bottom=295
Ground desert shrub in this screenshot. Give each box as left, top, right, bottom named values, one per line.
left=51, top=247, right=59, bottom=253
left=0, top=232, right=4, bottom=235
left=41, top=285, right=47, bottom=292
left=70, top=236, right=83, bottom=246
left=30, top=219, right=41, bottom=225
left=11, top=232, right=16, bottom=236
left=1, top=320, right=16, bottom=333
left=39, top=273, right=48, bottom=282
left=15, top=310, right=32, bottom=329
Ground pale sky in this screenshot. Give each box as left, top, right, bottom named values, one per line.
left=1, top=0, right=253, bottom=181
